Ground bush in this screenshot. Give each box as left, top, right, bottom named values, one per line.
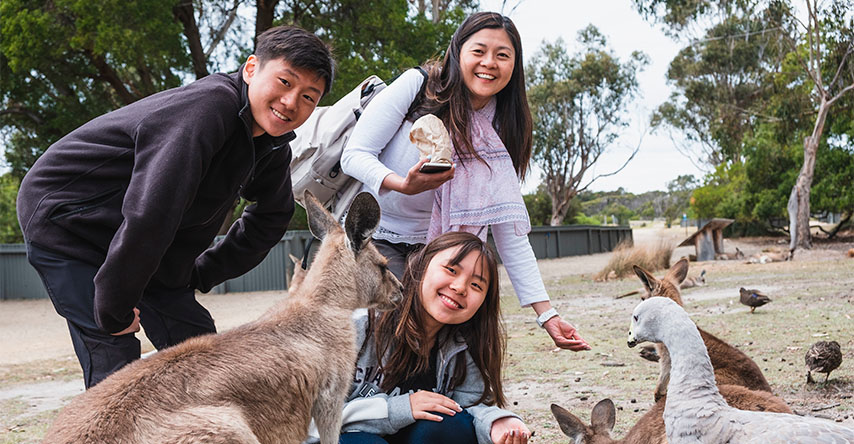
left=594, top=239, right=674, bottom=280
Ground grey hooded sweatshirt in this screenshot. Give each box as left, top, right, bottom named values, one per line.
left=304, top=311, right=520, bottom=444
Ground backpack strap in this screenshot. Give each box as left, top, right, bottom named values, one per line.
left=298, top=67, right=430, bottom=272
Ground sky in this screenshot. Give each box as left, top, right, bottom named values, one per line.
left=479, top=0, right=708, bottom=194
left=1, top=1, right=708, bottom=194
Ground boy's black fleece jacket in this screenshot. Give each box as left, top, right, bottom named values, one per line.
left=17, top=69, right=295, bottom=333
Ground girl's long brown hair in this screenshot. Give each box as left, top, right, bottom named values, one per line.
left=408, top=12, right=533, bottom=179
left=370, top=231, right=507, bottom=407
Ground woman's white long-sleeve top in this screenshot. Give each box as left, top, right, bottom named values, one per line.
left=341, top=69, right=549, bottom=307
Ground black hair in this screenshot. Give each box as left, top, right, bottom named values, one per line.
left=254, top=25, right=335, bottom=96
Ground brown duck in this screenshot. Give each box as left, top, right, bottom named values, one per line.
left=805, top=340, right=842, bottom=384
left=739, top=288, right=771, bottom=313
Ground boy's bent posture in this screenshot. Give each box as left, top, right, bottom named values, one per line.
left=16, top=25, right=334, bottom=388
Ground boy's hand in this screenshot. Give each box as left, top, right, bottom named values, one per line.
left=111, top=308, right=140, bottom=336
left=491, top=417, right=530, bottom=444
left=409, top=390, right=462, bottom=421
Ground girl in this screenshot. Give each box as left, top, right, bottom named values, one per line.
left=341, top=12, right=589, bottom=351
left=335, top=231, right=529, bottom=444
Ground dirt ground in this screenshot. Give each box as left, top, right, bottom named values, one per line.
left=1, top=223, right=852, bottom=443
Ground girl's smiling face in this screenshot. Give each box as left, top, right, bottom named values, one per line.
left=419, top=245, right=491, bottom=339
left=459, top=27, right=515, bottom=110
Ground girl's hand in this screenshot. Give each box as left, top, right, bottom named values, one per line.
left=409, top=390, right=462, bottom=421
left=400, top=158, right=455, bottom=195
left=490, top=417, right=530, bottom=444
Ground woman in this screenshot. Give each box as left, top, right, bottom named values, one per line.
left=333, top=231, right=529, bottom=444
left=341, top=12, right=589, bottom=351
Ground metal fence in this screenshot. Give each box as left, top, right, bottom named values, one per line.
left=1, top=225, right=631, bottom=300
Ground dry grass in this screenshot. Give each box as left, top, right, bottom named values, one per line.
left=1, top=226, right=852, bottom=444
left=594, top=239, right=674, bottom=281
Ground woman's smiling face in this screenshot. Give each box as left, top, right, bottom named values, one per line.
left=458, top=27, right=515, bottom=110
left=419, top=245, right=490, bottom=337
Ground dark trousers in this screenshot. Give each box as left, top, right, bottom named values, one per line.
left=26, top=242, right=216, bottom=388
left=372, top=239, right=423, bottom=281
left=339, top=411, right=477, bottom=444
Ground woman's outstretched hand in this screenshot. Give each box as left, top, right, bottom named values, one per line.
left=409, top=390, right=463, bottom=422
left=491, top=416, right=530, bottom=444
left=544, top=316, right=591, bottom=351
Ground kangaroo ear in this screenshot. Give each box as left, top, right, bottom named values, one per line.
left=633, top=265, right=658, bottom=293
left=344, top=192, right=381, bottom=255
left=550, top=404, right=590, bottom=440
left=306, top=190, right=337, bottom=241
left=590, top=398, right=616, bottom=433
left=666, top=257, right=689, bottom=284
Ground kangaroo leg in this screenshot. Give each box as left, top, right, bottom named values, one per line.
left=312, top=376, right=346, bottom=444
left=156, top=405, right=261, bottom=444
left=654, top=343, right=671, bottom=402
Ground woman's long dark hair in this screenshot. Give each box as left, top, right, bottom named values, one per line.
left=370, top=231, right=507, bottom=407
left=408, top=11, right=533, bottom=179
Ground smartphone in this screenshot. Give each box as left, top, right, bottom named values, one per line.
left=419, top=162, right=452, bottom=174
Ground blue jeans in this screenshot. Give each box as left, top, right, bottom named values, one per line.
left=339, top=411, right=477, bottom=444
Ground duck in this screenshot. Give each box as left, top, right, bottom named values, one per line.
left=739, top=287, right=772, bottom=313
left=805, top=340, right=843, bottom=384
left=627, top=297, right=854, bottom=443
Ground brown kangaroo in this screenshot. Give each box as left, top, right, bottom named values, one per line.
left=633, top=258, right=774, bottom=402
left=40, top=191, right=403, bottom=444
left=551, top=385, right=791, bottom=444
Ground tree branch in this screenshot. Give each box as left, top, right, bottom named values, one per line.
left=0, top=105, right=44, bottom=125
left=173, top=0, right=209, bottom=79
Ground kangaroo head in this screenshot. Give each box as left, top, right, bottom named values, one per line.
left=305, top=190, right=402, bottom=311
left=632, top=257, right=687, bottom=305
left=734, top=247, right=744, bottom=259
left=551, top=400, right=617, bottom=444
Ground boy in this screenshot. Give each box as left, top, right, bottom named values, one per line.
left=16, top=25, right=334, bottom=388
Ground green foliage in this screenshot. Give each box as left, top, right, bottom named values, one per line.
left=523, top=186, right=553, bottom=226
left=0, top=174, right=23, bottom=243
left=662, top=174, right=697, bottom=224
left=572, top=212, right=602, bottom=226
left=648, top=2, right=791, bottom=165
left=1, top=0, right=189, bottom=177
left=690, top=162, right=747, bottom=220
left=283, top=1, right=471, bottom=104
left=526, top=27, right=647, bottom=225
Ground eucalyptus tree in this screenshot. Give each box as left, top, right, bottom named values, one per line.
left=526, top=26, right=648, bottom=226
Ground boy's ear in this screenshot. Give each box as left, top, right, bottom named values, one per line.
left=242, top=54, right=259, bottom=84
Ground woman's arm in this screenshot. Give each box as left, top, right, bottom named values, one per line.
left=491, top=223, right=590, bottom=351
left=341, top=69, right=453, bottom=197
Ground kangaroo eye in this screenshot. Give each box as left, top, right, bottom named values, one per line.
left=633, top=315, right=638, bottom=322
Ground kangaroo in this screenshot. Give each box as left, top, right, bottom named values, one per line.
left=715, top=247, right=744, bottom=260
left=41, top=191, right=403, bottom=444
left=633, top=258, right=774, bottom=402
left=745, top=249, right=790, bottom=264
left=616, top=269, right=705, bottom=300
left=551, top=385, right=791, bottom=444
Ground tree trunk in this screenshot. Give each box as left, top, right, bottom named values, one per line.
left=789, top=97, right=829, bottom=252
left=173, top=1, right=209, bottom=79
left=255, top=0, right=280, bottom=44
left=549, top=188, right=576, bottom=226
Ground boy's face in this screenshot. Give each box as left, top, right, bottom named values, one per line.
left=242, top=55, right=325, bottom=137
